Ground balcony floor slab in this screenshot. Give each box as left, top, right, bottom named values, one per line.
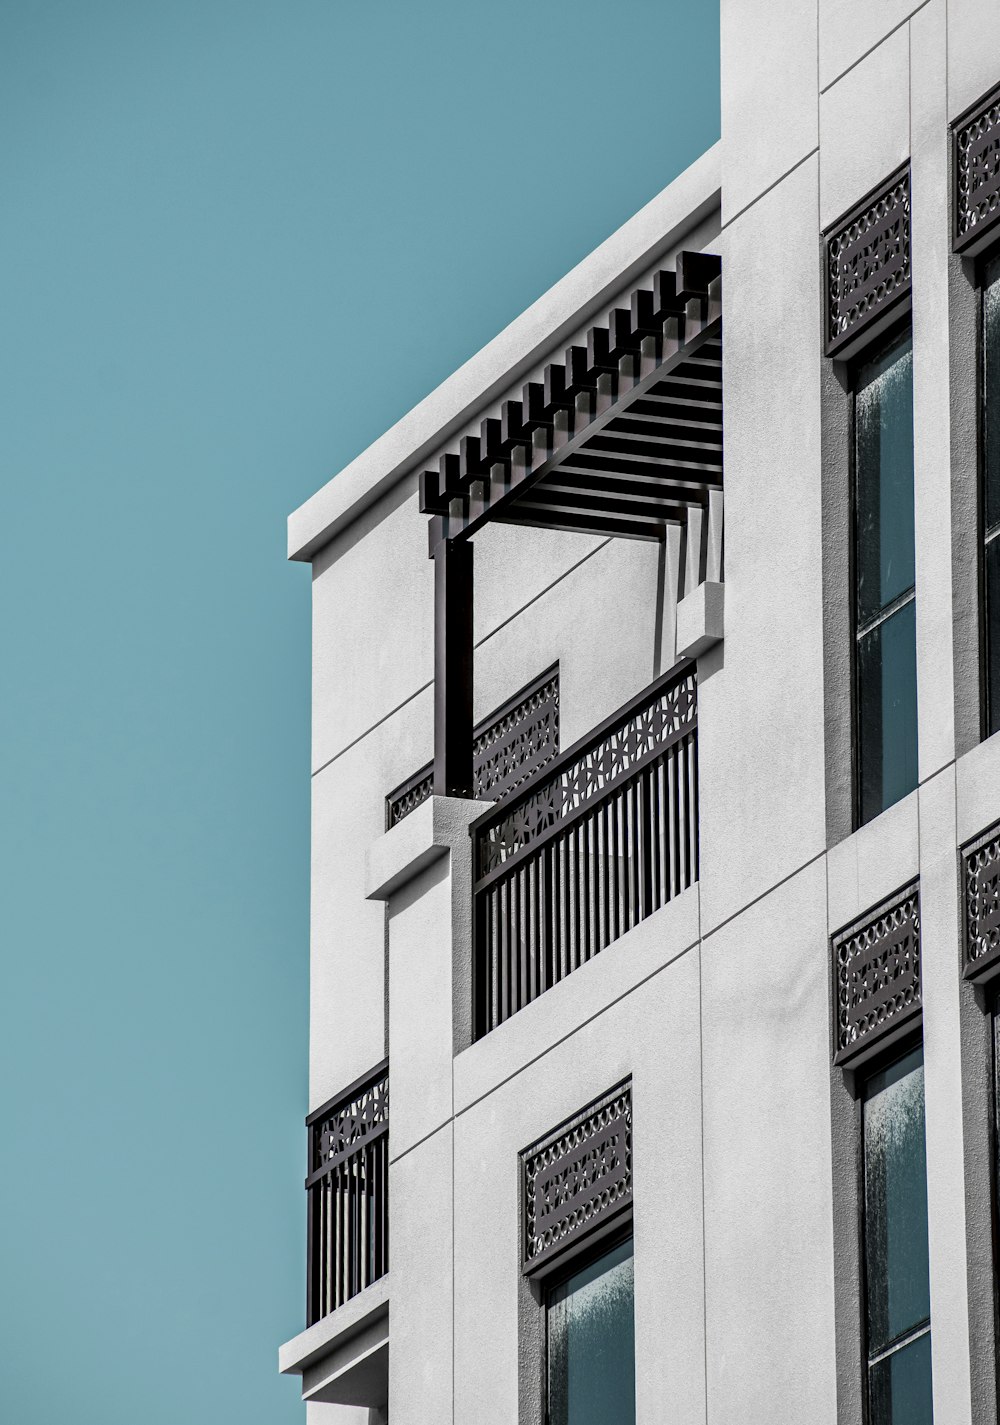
left=279, top=1275, right=389, bottom=1410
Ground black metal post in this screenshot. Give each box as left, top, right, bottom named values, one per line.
left=433, top=537, right=474, bottom=797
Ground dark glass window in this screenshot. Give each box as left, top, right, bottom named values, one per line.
left=862, top=1047, right=933, bottom=1424
left=982, top=258, right=1000, bottom=736
left=854, top=331, right=918, bottom=825
left=546, top=1237, right=635, bottom=1425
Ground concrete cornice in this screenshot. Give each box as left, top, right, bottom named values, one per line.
left=287, top=141, right=722, bottom=563
left=365, top=795, right=488, bottom=903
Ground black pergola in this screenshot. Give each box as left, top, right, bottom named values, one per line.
left=420, top=248, right=723, bottom=798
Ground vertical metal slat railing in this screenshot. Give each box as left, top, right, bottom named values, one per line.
left=471, top=664, right=698, bottom=1040
left=305, top=1060, right=389, bottom=1325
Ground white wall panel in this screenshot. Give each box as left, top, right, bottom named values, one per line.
left=911, top=0, right=957, bottom=781
left=721, top=0, right=818, bottom=223
left=948, top=0, right=1000, bottom=121
left=819, top=0, right=922, bottom=92
left=701, top=860, right=837, bottom=1425
left=919, top=767, right=975, bottom=1424
left=819, top=24, right=910, bottom=229
left=701, top=155, right=827, bottom=933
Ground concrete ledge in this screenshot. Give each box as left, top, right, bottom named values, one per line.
left=279, top=1275, right=389, bottom=1408
left=365, top=795, right=489, bottom=902
left=676, top=580, right=724, bottom=661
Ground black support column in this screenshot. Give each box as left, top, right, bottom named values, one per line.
left=433, top=537, right=474, bottom=797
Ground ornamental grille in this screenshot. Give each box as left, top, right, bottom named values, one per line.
left=832, top=883, right=921, bottom=1068
left=386, top=770, right=434, bottom=827
left=474, top=673, right=560, bottom=804
left=386, top=669, right=559, bottom=828
left=476, top=669, right=695, bottom=879
left=522, top=1082, right=632, bottom=1275
left=825, top=170, right=911, bottom=357
left=963, top=822, right=1000, bottom=983
left=308, top=1065, right=389, bottom=1176
left=955, top=83, right=1000, bottom=255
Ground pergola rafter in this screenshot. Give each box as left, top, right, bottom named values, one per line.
left=421, top=249, right=724, bottom=797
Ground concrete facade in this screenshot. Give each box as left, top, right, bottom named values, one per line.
left=279, top=5, right=1000, bottom=1421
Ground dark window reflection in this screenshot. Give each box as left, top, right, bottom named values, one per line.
left=854, top=331, right=917, bottom=824
left=868, top=1332, right=933, bottom=1425
left=856, top=337, right=916, bottom=624
left=983, top=260, right=1000, bottom=735
left=862, top=1048, right=933, bottom=1424
left=857, top=600, right=918, bottom=827
left=547, top=1237, right=635, bottom=1425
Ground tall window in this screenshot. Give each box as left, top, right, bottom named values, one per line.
left=862, top=1047, right=933, bottom=1423
left=854, top=330, right=918, bottom=826
left=982, top=257, right=1000, bottom=736
left=546, top=1237, right=635, bottom=1425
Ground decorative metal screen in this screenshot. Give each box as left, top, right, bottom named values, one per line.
left=306, top=1060, right=389, bottom=1324
left=522, top=1081, right=632, bottom=1276
left=963, top=822, right=1000, bottom=984
left=386, top=668, right=559, bottom=828
left=824, top=169, right=911, bottom=357
left=832, top=883, right=921, bottom=1068
left=471, top=664, right=698, bottom=1038
left=386, top=769, right=435, bottom=827
left=955, top=82, right=1000, bottom=256
left=476, top=669, right=695, bottom=878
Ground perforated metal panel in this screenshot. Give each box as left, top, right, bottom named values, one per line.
left=824, top=168, right=911, bottom=357
left=963, top=822, right=1000, bottom=984
left=521, top=1081, right=632, bottom=1277
left=832, top=883, right=921, bottom=1068
left=954, top=82, right=1000, bottom=256
left=386, top=668, right=559, bottom=828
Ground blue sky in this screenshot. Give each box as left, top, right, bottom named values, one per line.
left=0, top=4, right=718, bottom=1420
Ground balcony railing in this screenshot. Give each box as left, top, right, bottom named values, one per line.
left=385, top=667, right=559, bottom=828
left=306, top=1060, right=389, bottom=1325
left=471, top=664, right=698, bottom=1040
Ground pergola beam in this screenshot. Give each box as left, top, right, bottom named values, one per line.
left=433, top=539, right=474, bottom=798
left=423, top=249, right=723, bottom=802
left=427, top=312, right=722, bottom=552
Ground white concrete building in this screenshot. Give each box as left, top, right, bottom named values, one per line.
left=278, top=5, right=1000, bottom=1422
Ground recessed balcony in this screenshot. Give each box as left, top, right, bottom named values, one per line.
left=470, top=662, right=699, bottom=1038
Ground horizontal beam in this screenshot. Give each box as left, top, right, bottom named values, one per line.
left=568, top=446, right=722, bottom=475
left=518, top=483, right=693, bottom=519
left=587, top=423, right=723, bottom=450
left=496, top=506, right=676, bottom=541
left=629, top=392, right=722, bottom=418
left=548, top=467, right=718, bottom=501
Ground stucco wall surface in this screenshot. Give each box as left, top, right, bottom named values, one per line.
left=283, top=3, right=1000, bottom=1421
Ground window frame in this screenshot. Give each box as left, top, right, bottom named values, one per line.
left=542, top=1224, right=636, bottom=1425
left=978, top=251, right=1000, bottom=740
left=848, top=316, right=918, bottom=830
left=855, top=1033, right=933, bottom=1425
